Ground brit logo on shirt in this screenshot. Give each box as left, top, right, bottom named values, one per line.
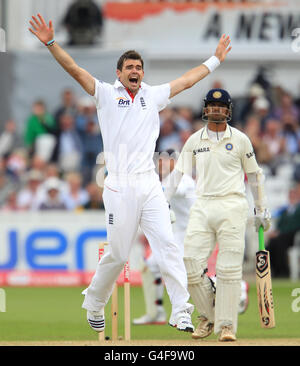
left=116, top=97, right=130, bottom=107
left=140, top=97, right=147, bottom=109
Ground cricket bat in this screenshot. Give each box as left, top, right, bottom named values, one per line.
left=255, top=226, right=275, bottom=328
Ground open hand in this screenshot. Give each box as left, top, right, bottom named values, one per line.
left=215, top=34, right=232, bottom=63
left=28, top=13, right=54, bottom=45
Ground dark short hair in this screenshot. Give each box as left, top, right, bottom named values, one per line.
left=117, top=50, right=144, bottom=71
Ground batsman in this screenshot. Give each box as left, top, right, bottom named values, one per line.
left=164, top=89, right=271, bottom=341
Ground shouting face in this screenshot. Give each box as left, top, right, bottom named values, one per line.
left=116, top=59, right=144, bottom=95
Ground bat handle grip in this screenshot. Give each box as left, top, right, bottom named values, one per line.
left=258, top=225, right=265, bottom=251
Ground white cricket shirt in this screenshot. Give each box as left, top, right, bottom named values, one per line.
left=93, top=78, right=170, bottom=175
left=175, top=124, right=260, bottom=197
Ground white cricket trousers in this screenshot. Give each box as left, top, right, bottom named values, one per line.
left=183, top=194, right=249, bottom=334
left=82, top=170, right=190, bottom=315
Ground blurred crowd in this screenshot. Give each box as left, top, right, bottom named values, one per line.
left=156, top=72, right=300, bottom=180
left=1, top=69, right=300, bottom=216
left=0, top=88, right=105, bottom=212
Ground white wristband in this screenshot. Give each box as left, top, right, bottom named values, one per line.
left=203, top=56, right=220, bottom=73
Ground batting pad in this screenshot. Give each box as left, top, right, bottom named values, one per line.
left=184, top=257, right=215, bottom=322
left=214, top=278, right=241, bottom=334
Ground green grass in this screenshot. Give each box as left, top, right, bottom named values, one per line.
left=0, top=280, right=299, bottom=341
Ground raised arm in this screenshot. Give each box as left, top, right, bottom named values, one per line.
left=29, top=14, right=95, bottom=96
left=169, top=34, right=232, bottom=98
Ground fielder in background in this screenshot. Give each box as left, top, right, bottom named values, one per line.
left=133, top=149, right=196, bottom=325
left=28, top=13, right=231, bottom=335
left=134, top=150, right=250, bottom=326
left=164, top=89, right=271, bottom=341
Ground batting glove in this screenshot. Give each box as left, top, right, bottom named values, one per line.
left=254, top=207, right=271, bottom=232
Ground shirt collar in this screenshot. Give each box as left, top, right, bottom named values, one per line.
left=114, top=79, right=124, bottom=89
left=201, top=124, right=232, bottom=140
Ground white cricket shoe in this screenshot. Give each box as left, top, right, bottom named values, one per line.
left=168, top=313, right=177, bottom=328
left=192, top=316, right=214, bottom=339
left=218, top=325, right=236, bottom=342
left=169, top=304, right=195, bottom=333
left=87, top=309, right=105, bottom=333
left=133, top=309, right=167, bottom=325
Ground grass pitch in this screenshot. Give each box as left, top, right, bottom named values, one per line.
left=0, top=280, right=299, bottom=343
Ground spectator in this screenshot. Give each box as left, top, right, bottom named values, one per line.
left=272, top=85, right=286, bottom=107
left=30, top=155, right=47, bottom=173
left=1, top=189, right=22, bottom=211
left=44, top=162, right=61, bottom=179
left=273, top=92, right=300, bottom=124
left=252, top=96, right=271, bottom=131
left=75, top=96, right=98, bottom=134
left=175, top=106, right=194, bottom=132
left=82, top=182, right=104, bottom=210
left=80, top=120, right=103, bottom=185
left=54, top=88, right=78, bottom=124
left=262, top=118, right=285, bottom=156
left=24, top=100, right=57, bottom=160
left=38, top=177, right=67, bottom=210
left=267, top=183, right=300, bottom=277
left=252, top=66, right=273, bottom=101
left=280, top=112, right=300, bottom=156
left=33, top=163, right=68, bottom=210
left=0, top=157, right=17, bottom=206
left=157, top=108, right=182, bottom=151
left=5, top=148, right=28, bottom=184
left=239, top=83, right=265, bottom=123
left=16, top=169, right=44, bottom=210
left=0, top=120, right=22, bottom=158
left=63, top=171, right=89, bottom=210
left=260, top=118, right=286, bottom=173
left=211, top=80, right=224, bottom=90
left=56, top=113, right=83, bottom=173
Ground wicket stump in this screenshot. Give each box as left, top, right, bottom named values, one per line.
left=98, top=242, right=131, bottom=341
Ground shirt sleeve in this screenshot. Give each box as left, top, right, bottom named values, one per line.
left=151, top=83, right=171, bottom=112
left=175, top=135, right=196, bottom=176
left=93, top=78, right=110, bottom=109
left=241, top=135, right=260, bottom=173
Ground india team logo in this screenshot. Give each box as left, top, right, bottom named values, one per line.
left=116, top=97, right=130, bottom=107
left=225, top=143, right=233, bottom=151
left=213, top=91, right=222, bottom=99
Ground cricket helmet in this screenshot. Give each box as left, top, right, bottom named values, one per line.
left=202, top=88, right=233, bottom=123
